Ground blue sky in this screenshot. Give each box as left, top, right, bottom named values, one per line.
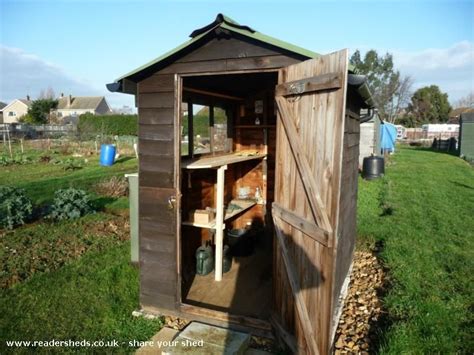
left=1, top=0, right=473, bottom=109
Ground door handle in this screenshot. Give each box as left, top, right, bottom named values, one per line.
left=167, top=196, right=176, bottom=210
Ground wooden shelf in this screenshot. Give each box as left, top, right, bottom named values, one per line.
left=182, top=152, right=266, bottom=169
left=182, top=199, right=256, bottom=229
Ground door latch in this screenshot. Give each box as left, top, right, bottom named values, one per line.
left=167, top=196, right=176, bottom=210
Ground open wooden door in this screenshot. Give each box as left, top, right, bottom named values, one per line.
left=272, top=50, right=349, bottom=355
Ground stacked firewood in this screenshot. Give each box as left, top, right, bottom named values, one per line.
left=334, top=251, right=386, bottom=354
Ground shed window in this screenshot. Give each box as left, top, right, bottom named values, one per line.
left=181, top=103, right=228, bottom=157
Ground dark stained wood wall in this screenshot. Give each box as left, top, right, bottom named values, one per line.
left=138, top=73, right=178, bottom=310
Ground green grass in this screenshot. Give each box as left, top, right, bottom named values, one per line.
left=357, top=147, right=474, bottom=354
left=0, top=155, right=137, bottom=205
left=0, top=213, right=128, bottom=288
left=0, top=150, right=160, bottom=352
left=0, top=244, right=162, bottom=353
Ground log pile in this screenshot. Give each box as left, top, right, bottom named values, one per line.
left=334, top=251, right=386, bottom=354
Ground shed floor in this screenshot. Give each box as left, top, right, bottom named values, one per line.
left=182, top=238, right=272, bottom=319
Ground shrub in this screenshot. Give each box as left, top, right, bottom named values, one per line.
left=0, top=186, right=33, bottom=229
left=77, top=113, right=138, bottom=136
left=50, top=188, right=94, bottom=221
left=95, top=176, right=128, bottom=198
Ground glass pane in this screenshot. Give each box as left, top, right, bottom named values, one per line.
left=213, top=107, right=228, bottom=152
left=193, top=104, right=210, bottom=155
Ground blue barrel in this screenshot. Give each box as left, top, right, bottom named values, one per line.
left=100, top=144, right=116, bottom=166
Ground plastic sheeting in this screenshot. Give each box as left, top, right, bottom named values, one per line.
left=380, top=122, right=397, bottom=153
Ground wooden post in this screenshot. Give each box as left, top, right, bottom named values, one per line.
left=214, top=164, right=227, bottom=281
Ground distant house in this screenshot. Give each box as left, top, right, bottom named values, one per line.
left=53, top=95, right=112, bottom=122
left=0, top=98, right=32, bottom=123
left=0, top=102, right=7, bottom=123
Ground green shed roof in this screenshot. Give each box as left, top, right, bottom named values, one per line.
left=115, top=13, right=320, bottom=82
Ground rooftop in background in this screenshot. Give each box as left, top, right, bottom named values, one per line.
left=57, top=95, right=106, bottom=110
left=18, top=99, right=33, bottom=107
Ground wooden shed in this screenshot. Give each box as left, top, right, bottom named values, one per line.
left=459, top=112, right=474, bottom=162
left=108, top=14, right=374, bottom=354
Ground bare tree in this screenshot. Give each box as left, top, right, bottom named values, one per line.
left=386, top=75, right=413, bottom=124
left=453, top=91, right=474, bottom=108
left=38, top=87, right=56, bottom=100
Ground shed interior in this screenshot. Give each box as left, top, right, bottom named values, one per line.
left=179, top=71, right=279, bottom=320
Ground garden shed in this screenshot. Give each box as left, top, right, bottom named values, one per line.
left=108, top=14, right=374, bottom=354
left=459, top=112, right=474, bottom=161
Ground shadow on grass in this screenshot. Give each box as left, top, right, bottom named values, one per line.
left=114, top=156, right=135, bottom=164
left=413, top=146, right=459, bottom=158
left=449, top=180, right=474, bottom=190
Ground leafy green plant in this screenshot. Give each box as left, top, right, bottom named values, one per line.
left=62, top=158, right=83, bottom=171
left=0, top=154, right=35, bottom=166
left=0, top=186, right=33, bottom=229
left=50, top=188, right=94, bottom=221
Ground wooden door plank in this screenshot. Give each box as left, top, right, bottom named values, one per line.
left=272, top=215, right=320, bottom=355
left=275, top=96, right=332, bottom=233
left=272, top=203, right=330, bottom=247
left=275, top=72, right=342, bottom=97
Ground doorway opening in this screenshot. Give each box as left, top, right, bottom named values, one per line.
left=179, top=71, right=279, bottom=321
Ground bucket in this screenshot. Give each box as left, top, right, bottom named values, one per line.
left=227, top=228, right=255, bottom=257
left=100, top=144, right=116, bottom=166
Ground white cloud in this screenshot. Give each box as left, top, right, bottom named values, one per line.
left=393, top=41, right=474, bottom=103
left=394, top=41, right=473, bottom=70
left=0, top=45, right=135, bottom=110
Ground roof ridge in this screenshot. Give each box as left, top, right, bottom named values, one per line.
left=190, top=13, right=255, bottom=38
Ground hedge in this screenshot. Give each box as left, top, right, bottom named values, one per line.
left=78, top=113, right=138, bottom=136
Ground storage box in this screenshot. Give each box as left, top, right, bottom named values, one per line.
left=189, top=209, right=215, bottom=224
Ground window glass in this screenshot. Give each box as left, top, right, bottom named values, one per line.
left=193, top=104, right=210, bottom=155
left=181, top=104, right=229, bottom=157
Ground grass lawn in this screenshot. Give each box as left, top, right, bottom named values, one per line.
left=0, top=152, right=164, bottom=353
left=357, top=146, right=474, bottom=354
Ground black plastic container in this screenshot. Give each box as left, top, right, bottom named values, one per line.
left=227, top=228, right=255, bottom=257
left=362, top=156, right=385, bottom=180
